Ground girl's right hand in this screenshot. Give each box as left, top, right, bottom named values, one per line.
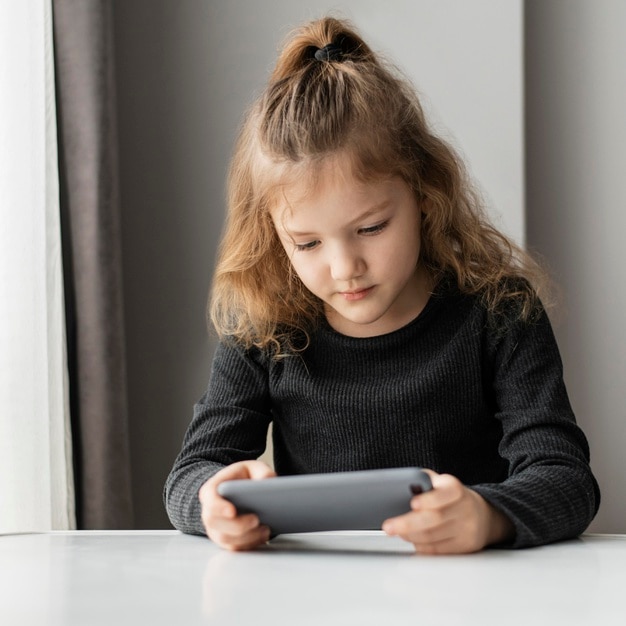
left=198, top=460, right=276, bottom=551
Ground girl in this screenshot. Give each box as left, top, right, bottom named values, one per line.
left=164, top=17, right=599, bottom=554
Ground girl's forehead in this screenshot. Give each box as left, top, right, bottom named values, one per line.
left=270, top=168, right=408, bottom=232
left=274, top=181, right=353, bottom=223
left=273, top=152, right=390, bottom=207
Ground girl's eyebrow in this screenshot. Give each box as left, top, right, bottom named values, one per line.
left=284, top=199, right=391, bottom=237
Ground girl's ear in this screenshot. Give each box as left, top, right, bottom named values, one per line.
left=419, top=195, right=433, bottom=215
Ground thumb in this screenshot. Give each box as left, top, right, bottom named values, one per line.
left=216, top=460, right=276, bottom=483
left=241, top=460, right=277, bottom=481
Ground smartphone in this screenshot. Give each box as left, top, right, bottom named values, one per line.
left=217, top=467, right=432, bottom=535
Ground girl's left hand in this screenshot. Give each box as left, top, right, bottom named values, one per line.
left=382, top=470, right=514, bottom=554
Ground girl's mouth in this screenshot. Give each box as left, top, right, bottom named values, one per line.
left=340, top=287, right=373, bottom=301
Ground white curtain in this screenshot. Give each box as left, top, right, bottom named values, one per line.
left=0, top=0, right=75, bottom=532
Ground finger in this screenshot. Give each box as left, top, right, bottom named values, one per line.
left=413, top=539, right=452, bottom=555
left=410, top=473, right=464, bottom=510
left=207, top=512, right=261, bottom=536
left=199, top=482, right=238, bottom=520
left=384, top=511, right=457, bottom=543
left=413, top=534, right=482, bottom=555
left=203, top=494, right=238, bottom=520
left=212, top=460, right=276, bottom=483
left=406, top=519, right=458, bottom=546
left=420, top=468, right=438, bottom=480
left=383, top=510, right=461, bottom=549
left=200, top=461, right=277, bottom=518
left=244, top=461, right=277, bottom=481
left=212, top=524, right=272, bottom=552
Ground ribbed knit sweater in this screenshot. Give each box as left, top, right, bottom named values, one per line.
left=164, top=283, right=600, bottom=548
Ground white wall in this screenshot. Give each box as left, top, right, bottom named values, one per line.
left=526, top=1, right=626, bottom=533
left=206, top=0, right=524, bottom=242
left=113, top=0, right=523, bottom=527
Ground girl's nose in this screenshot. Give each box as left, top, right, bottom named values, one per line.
left=329, top=245, right=365, bottom=281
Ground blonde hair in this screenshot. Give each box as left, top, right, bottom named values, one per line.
left=210, top=16, right=547, bottom=354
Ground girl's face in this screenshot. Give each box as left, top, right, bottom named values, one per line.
left=271, top=158, right=431, bottom=337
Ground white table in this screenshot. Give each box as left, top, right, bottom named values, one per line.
left=1, top=531, right=624, bottom=625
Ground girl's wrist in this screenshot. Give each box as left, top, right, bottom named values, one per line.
left=470, top=488, right=515, bottom=548
left=485, top=501, right=515, bottom=546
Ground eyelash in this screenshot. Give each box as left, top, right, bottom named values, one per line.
left=294, top=241, right=319, bottom=252
left=294, top=220, right=390, bottom=252
left=359, top=220, right=389, bottom=235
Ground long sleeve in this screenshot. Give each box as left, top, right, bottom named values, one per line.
left=163, top=341, right=272, bottom=534
left=165, top=285, right=599, bottom=546
left=471, top=307, right=600, bottom=547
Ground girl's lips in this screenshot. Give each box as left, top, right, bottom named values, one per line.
left=339, top=287, right=373, bottom=301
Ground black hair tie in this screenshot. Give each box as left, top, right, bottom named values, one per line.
left=314, top=43, right=343, bottom=62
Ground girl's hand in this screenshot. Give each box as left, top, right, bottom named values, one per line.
left=198, top=460, right=276, bottom=551
left=382, top=470, right=514, bottom=554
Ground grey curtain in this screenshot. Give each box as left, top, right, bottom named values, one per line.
left=53, top=0, right=134, bottom=528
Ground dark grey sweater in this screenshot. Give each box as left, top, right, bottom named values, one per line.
left=164, top=284, right=600, bottom=548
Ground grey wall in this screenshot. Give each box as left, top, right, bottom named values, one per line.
left=113, top=1, right=523, bottom=528
left=526, top=1, right=626, bottom=533
left=114, top=2, right=220, bottom=528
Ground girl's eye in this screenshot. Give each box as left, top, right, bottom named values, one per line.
left=359, top=220, right=389, bottom=235
left=295, top=240, right=319, bottom=252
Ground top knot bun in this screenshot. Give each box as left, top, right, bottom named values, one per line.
left=270, top=17, right=375, bottom=82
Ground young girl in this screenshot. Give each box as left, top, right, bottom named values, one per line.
left=164, top=17, right=599, bottom=554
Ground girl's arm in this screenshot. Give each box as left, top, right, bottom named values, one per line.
left=471, top=304, right=600, bottom=548
left=164, top=341, right=273, bottom=535
left=384, top=303, right=599, bottom=553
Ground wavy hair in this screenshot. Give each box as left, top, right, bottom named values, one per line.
left=210, top=16, right=548, bottom=354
